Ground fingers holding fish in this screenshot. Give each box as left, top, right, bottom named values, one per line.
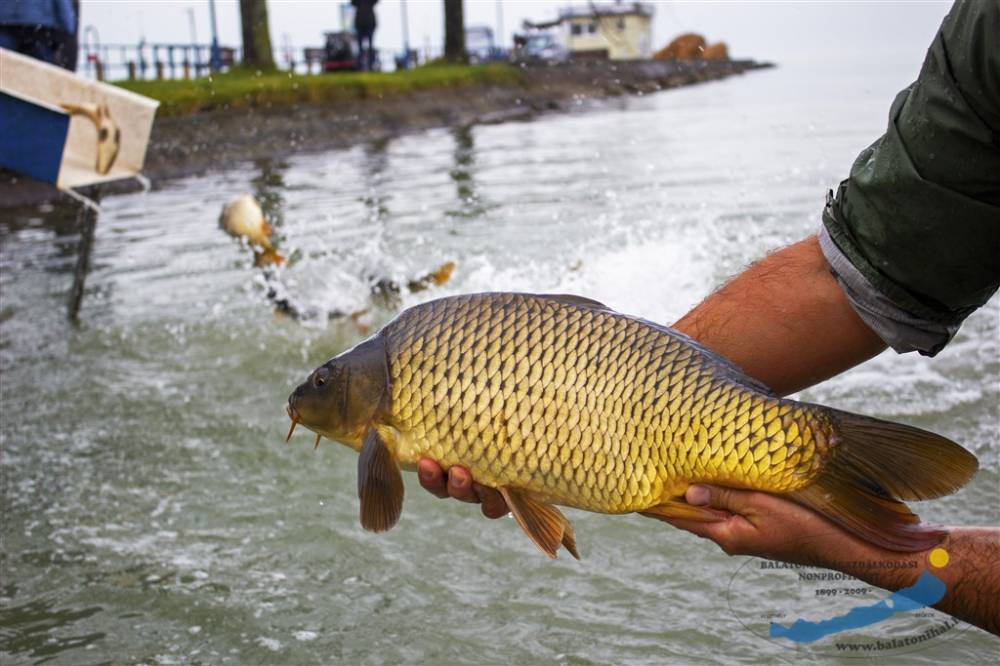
left=663, top=484, right=857, bottom=564
left=475, top=484, right=510, bottom=519
left=657, top=515, right=749, bottom=558
left=447, top=466, right=478, bottom=503
left=418, top=460, right=479, bottom=503
left=416, top=460, right=476, bottom=503
left=417, top=459, right=509, bottom=518
left=417, top=458, right=451, bottom=499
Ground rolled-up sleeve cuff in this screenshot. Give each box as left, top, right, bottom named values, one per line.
left=817, top=225, right=959, bottom=356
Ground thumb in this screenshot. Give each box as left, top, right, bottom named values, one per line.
left=686, top=484, right=756, bottom=515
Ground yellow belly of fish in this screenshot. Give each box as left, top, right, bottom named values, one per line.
left=383, top=295, right=830, bottom=514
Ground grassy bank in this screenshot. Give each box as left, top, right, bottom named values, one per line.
left=116, top=63, right=523, bottom=116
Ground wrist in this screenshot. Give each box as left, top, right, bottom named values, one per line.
left=805, top=532, right=924, bottom=592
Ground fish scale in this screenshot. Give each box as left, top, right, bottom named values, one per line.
left=381, top=293, right=820, bottom=511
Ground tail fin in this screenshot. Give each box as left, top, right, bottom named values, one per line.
left=787, top=410, right=978, bottom=552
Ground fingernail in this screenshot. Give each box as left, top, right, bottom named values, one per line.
left=452, top=475, right=467, bottom=489
left=687, top=485, right=710, bottom=506
left=418, top=468, right=433, bottom=482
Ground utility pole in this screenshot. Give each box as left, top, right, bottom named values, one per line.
left=208, top=0, right=222, bottom=71
left=496, top=0, right=504, bottom=49
left=401, top=0, right=411, bottom=59
left=187, top=7, right=198, bottom=45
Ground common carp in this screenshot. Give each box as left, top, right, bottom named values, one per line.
left=370, top=261, right=458, bottom=307
left=220, top=194, right=284, bottom=267
left=286, top=292, right=977, bottom=558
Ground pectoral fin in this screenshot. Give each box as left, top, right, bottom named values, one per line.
left=640, top=500, right=727, bottom=523
left=357, top=428, right=404, bottom=532
left=498, top=487, right=580, bottom=560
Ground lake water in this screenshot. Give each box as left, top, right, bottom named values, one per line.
left=1, top=62, right=997, bottom=664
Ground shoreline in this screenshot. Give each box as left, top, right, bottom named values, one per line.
left=0, top=59, right=771, bottom=209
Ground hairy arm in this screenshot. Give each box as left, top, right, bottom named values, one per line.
left=672, top=235, right=885, bottom=396
left=663, top=485, right=1000, bottom=636
left=923, top=528, right=1000, bottom=635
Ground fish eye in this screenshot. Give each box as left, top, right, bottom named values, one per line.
left=313, top=367, right=330, bottom=388
left=99, top=128, right=109, bottom=141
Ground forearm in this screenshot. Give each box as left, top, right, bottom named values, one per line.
left=673, top=236, right=886, bottom=396
left=820, top=527, right=1000, bottom=635
left=929, top=528, right=1000, bottom=635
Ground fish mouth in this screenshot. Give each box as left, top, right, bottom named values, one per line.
left=285, top=399, right=322, bottom=449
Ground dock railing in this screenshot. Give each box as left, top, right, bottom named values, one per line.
left=79, top=42, right=446, bottom=81
left=80, top=42, right=241, bottom=81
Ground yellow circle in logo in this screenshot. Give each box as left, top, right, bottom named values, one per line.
left=928, top=547, right=950, bottom=568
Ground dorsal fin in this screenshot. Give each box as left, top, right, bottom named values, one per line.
left=535, top=293, right=613, bottom=312
left=426, top=292, right=774, bottom=396
left=534, top=293, right=773, bottom=396
left=632, top=317, right=775, bottom=396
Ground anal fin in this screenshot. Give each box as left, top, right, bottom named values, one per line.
left=357, top=428, right=404, bottom=533
left=498, top=487, right=580, bottom=560
left=561, top=521, right=580, bottom=560
left=640, top=500, right=727, bottom=523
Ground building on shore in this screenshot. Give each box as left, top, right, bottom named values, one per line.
left=524, top=2, right=654, bottom=61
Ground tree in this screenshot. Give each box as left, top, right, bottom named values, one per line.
left=443, top=0, right=466, bottom=63
left=239, top=0, right=276, bottom=69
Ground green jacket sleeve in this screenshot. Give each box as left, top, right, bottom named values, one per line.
left=820, top=0, right=1000, bottom=355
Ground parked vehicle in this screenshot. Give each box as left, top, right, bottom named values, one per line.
left=322, top=31, right=380, bottom=72
left=515, top=32, right=569, bottom=62
left=322, top=31, right=358, bottom=71
left=465, top=26, right=506, bottom=63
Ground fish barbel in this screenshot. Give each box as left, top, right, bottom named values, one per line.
left=286, top=293, right=977, bottom=558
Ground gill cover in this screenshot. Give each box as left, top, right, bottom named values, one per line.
left=288, top=334, right=388, bottom=444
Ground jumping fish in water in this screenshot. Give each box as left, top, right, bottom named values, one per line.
left=61, top=102, right=121, bottom=174
left=218, top=194, right=458, bottom=327
left=286, top=293, right=978, bottom=558
left=220, top=193, right=284, bottom=267
left=408, top=261, right=455, bottom=292
left=370, top=261, right=457, bottom=307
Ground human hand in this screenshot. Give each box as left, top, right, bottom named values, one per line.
left=415, top=465, right=882, bottom=568
left=416, top=458, right=510, bottom=519
left=656, top=484, right=880, bottom=567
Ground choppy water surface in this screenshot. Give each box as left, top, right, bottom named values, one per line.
left=2, top=63, right=997, bottom=665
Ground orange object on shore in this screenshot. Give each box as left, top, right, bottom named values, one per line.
left=654, top=34, right=729, bottom=61
left=653, top=33, right=706, bottom=60
left=702, top=42, right=729, bottom=61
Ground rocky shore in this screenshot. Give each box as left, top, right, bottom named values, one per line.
left=0, top=59, right=770, bottom=208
